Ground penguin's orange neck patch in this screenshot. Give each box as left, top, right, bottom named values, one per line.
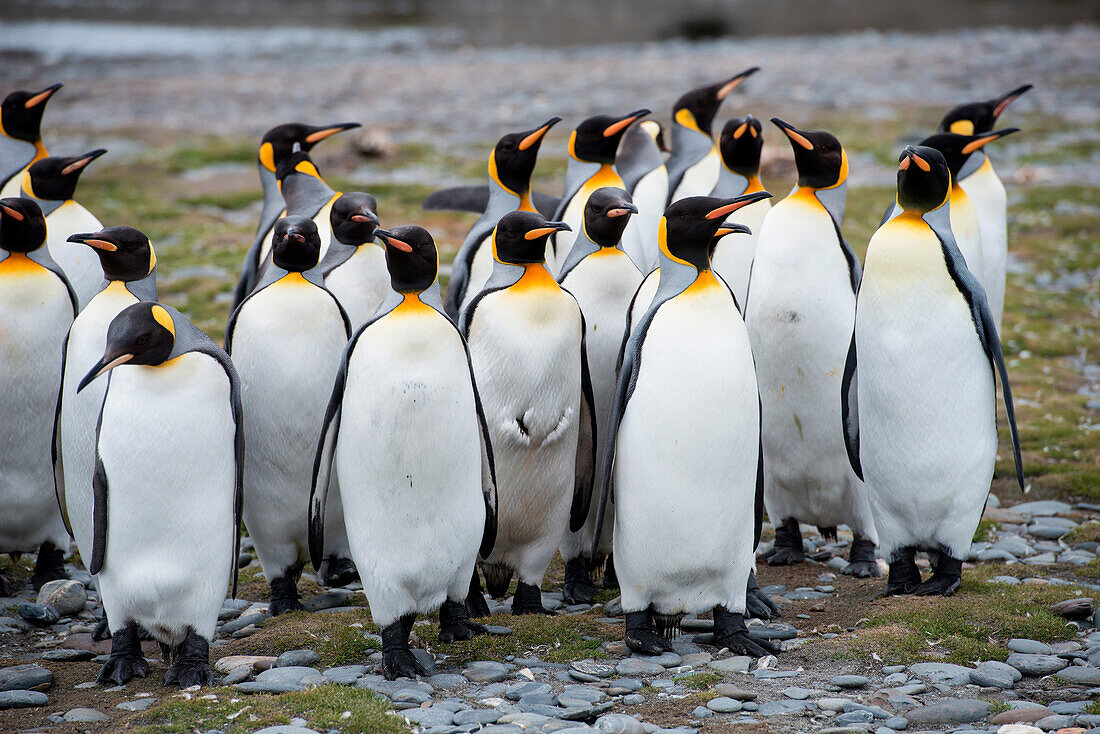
left=744, top=175, right=766, bottom=194
left=518, top=192, right=535, bottom=212
left=391, top=293, right=434, bottom=316
left=585, top=164, right=622, bottom=192
left=512, top=263, right=557, bottom=293
left=0, top=252, right=42, bottom=276
left=682, top=269, right=721, bottom=296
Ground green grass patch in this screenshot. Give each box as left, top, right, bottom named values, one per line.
left=675, top=671, right=721, bottom=690
left=165, top=138, right=256, bottom=173
left=973, top=518, right=998, bottom=543
left=220, top=609, right=379, bottom=667
left=182, top=190, right=260, bottom=210
left=420, top=613, right=616, bottom=666
left=1064, top=521, right=1100, bottom=544
left=1073, top=559, right=1100, bottom=581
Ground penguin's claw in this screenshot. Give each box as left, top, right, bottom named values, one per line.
left=97, top=654, right=150, bottom=686
left=763, top=546, right=805, bottom=566
left=268, top=597, right=304, bottom=616
left=625, top=629, right=674, bottom=655
left=914, top=576, right=960, bottom=596
left=716, top=630, right=779, bottom=658
left=512, top=582, right=553, bottom=616
left=92, top=618, right=112, bottom=641
left=842, top=538, right=881, bottom=578
left=268, top=572, right=304, bottom=616
left=745, top=570, right=782, bottom=620
left=878, top=582, right=919, bottom=598
left=165, top=661, right=214, bottom=688
left=843, top=560, right=882, bottom=579
left=562, top=557, right=597, bottom=605
left=382, top=649, right=426, bottom=681
left=438, top=599, right=487, bottom=642
left=318, top=555, right=359, bottom=588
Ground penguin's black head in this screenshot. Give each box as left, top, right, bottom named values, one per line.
left=492, top=117, right=561, bottom=195
left=570, top=109, right=651, bottom=164
left=718, top=116, right=763, bottom=177
left=272, top=215, right=322, bottom=272
left=78, top=301, right=177, bottom=391
left=275, top=151, right=323, bottom=185
left=918, top=129, right=1019, bottom=179
left=583, top=187, right=637, bottom=248
left=0, top=197, right=47, bottom=253
left=67, top=226, right=155, bottom=282
left=939, top=84, right=1033, bottom=135
left=771, top=118, right=847, bottom=190
left=493, top=211, right=571, bottom=265
left=259, top=121, right=360, bottom=173
left=331, top=192, right=379, bottom=246
left=896, top=146, right=951, bottom=214
left=374, top=225, right=437, bottom=294
left=1, top=83, right=62, bottom=143
left=23, top=149, right=107, bottom=201
left=661, top=193, right=771, bottom=271
left=673, top=68, right=759, bottom=136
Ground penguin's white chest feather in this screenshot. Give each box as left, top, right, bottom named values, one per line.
left=950, top=187, right=984, bottom=282
left=46, top=200, right=104, bottom=308
left=620, top=166, right=669, bottom=273
left=672, top=148, right=720, bottom=201
left=711, top=198, right=770, bottom=309
left=960, top=160, right=1008, bottom=326
left=325, top=244, right=388, bottom=330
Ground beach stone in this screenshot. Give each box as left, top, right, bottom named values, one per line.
left=1009, top=639, right=1053, bottom=654
left=1029, top=524, right=1071, bottom=540
left=750, top=623, right=798, bottom=641
left=831, top=674, right=870, bottom=688
left=221, top=612, right=267, bottom=635
left=989, top=576, right=1023, bottom=585
left=399, top=706, right=455, bottom=727
left=1051, top=598, right=1094, bottom=619
left=757, top=700, right=808, bottom=715
left=506, top=682, right=549, bottom=701
left=36, top=580, right=86, bottom=617
left=454, top=708, right=502, bottom=725
left=713, top=683, right=757, bottom=700
left=429, top=673, right=466, bottom=689
left=970, top=668, right=1015, bottom=688
left=1053, top=667, right=1100, bottom=686
left=616, top=658, right=664, bottom=676
left=254, top=727, right=318, bottom=734
left=236, top=681, right=305, bottom=694
left=0, top=664, right=52, bottom=692
left=708, top=656, right=751, bottom=673
left=41, top=648, right=96, bottom=662
left=301, top=591, right=348, bottom=612
left=594, top=713, right=647, bottom=733
left=633, top=651, right=681, bottom=667
left=0, top=690, right=48, bottom=709
left=835, top=710, right=875, bottom=725
left=692, top=705, right=713, bottom=719
left=464, top=661, right=511, bottom=683
left=884, top=716, right=908, bottom=729
left=64, top=708, right=109, bottom=722
left=570, top=661, right=615, bottom=680
left=1035, top=714, right=1077, bottom=730
left=17, top=602, right=60, bottom=627
left=561, top=700, right=615, bottom=720
left=908, top=662, right=972, bottom=685
left=275, top=649, right=320, bottom=668
left=706, top=696, right=742, bottom=713
left=818, top=698, right=853, bottom=712
left=117, top=698, right=156, bottom=711
left=392, top=687, right=431, bottom=704
left=905, top=699, right=991, bottom=725
left=1024, top=552, right=1057, bottom=565
left=1007, top=653, right=1069, bottom=676
left=781, top=686, right=818, bottom=699
left=221, top=666, right=252, bottom=685
left=409, top=647, right=436, bottom=673
left=214, top=655, right=276, bottom=673
left=978, top=660, right=1023, bottom=682
left=561, top=684, right=605, bottom=703
left=992, top=707, right=1055, bottom=724
left=256, top=666, right=326, bottom=686
left=1012, top=500, right=1071, bottom=516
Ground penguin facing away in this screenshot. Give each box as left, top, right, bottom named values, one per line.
left=319, top=192, right=384, bottom=331
left=744, top=118, right=878, bottom=577
left=617, top=120, right=670, bottom=273
left=0, top=197, right=76, bottom=596
left=666, top=68, right=759, bottom=204
left=843, top=145, right=1025, bottom=597
left=441, top=117, right=561, bottom=320
left=590, top=192, right=776, bottom=658
left=18, top=149, right=108, bottom=307
left=939, top=84, right=1032, bottom=329
left=309, top=225, right=497, bottom=680
left=232, top=121, right=359, bottom=309
left=460, top=211, right=596, bottom=616
left=0, top=83, right=62, bottom=195
left=76, top=300, right=243, bottom=686
left=55, top=227, right=157, bottom=608
left=709, top=116, right=771, bottom=308
left=556, top=187, right=642, bottom=604
left=227, top=215, right=353, bottom=614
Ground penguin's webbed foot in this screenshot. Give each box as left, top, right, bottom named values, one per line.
left=624, top=610, right=674, bottom=656
left=381, top=615, right=426, bottom=681
left=318, top=555, right=360, bottom=588
left=438, top=599, right=486, bottom=642
left=842, top=537, right=882, bottom=579
left=465, top=568, right=492, bottom=618
left=761, top=519, right=805, bottom=566
left=713, top=605, right=779, bottom=658
left=92, top=617, right=112, bottom=641
left=30, top=543, right=67, bottom=592
left=745, top=570, right=782, bottom=620
left=915, top=553, right=962, bottom=597
left=879, top=548, right=921, bottom=597
left=562, top=557, right=597, bottom=605
left=165, top=631, right=213, bottom=688
left=268, top=572, right=304, bottom=616
left=602, top=554, right=619, bottom=590
left=512, top=582, right=553, bottom=615
left=98, top=625, right=150, bottom=686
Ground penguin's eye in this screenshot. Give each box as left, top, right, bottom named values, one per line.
left=681, top=212, right=693, bottom=220
left=136, top=334, right=149, bottom=346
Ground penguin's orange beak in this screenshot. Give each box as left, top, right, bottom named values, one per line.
left=716, top=67, right=760, bottom=100
left=705, top=191, right=772, bottom=220
left=961, top=128, right=1019, bottom=155
left=0, top=204, right=23, bottom=221
left=375, top=228, right=412, bottom=252
left=519, top=117, right=562, bottom=151
left=603, top=109, right=651, bottom=138
left=304, top=122, right=361, bottom=144
left=25, top=83, right=62, bottom=109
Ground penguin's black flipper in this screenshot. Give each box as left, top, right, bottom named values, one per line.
left=569, top=309, right=598, bottom=533
left=308, top=377, right=346, bottom=572
left=51, top=330, right=74, bottom=538
left=422, top=185, right=490, bottom=213
left=753, top=395, right=765, bottom=549
left=841, top=332, right=862, bottom=481
left=90, top=454, right=109, bottom=576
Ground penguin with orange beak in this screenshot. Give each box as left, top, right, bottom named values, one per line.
left=0, top=83, right=63, bottom=196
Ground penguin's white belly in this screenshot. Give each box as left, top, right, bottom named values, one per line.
left=671, top=149, right=720, bottom=202
left=325, top=245, right=389, bottom=330
left=961, top=164, right=1007, bottom=328
left=559, top=253, right=642, bottom=557
left=96, top=353, right=235, bottom=645
left=613, top=285, right=758, bottom=616
left=746, top=199, right=870, bottom=533
left=468, top=286, right=582, bottom=583
left=234, top=280, right=347, bottom=575
left=336, top=310, right=484, bottom=626
left=46, top=201, right=104, bottom=308
left=0, top=262, right=71, bottom=551
left=461, top=235, right=496, bottom=316
left=61, top=285, right=140, bottom=562
left=314, top=201, right=335, bottom=260
left=712, top=198, right=770, bottom=310
left=951, top=193, right=984, bottom=283
left=620, top=167, right=669, bottom=273
left=857, top=221, right=996, bottom=559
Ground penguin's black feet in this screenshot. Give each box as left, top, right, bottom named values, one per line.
left=30, top=543, right=67, bottom=592
left=915, top=553, right=962, bottom=597
left=512, top=582, right=553, bottom=615
left=165, top=631, right=213, bottom=688
left=713, top=605, right=779, bottom=658
left=842, top=536, right=882, bottom=579
left=268, top=572, right=303, bottom=616
left=438, top=599, right=486, bottom=642
left=745, top=570, right=782, bottom=620
left=602, top=554, right=619, bottom=590
left=762, top=519, right=805, bottom=566
left=318, top=555, right=359, bottom=588
left=98, top=624, right=150, bottom=685
left=465, top=569, right=492, bottom=619
left=92, top=617, right=112, bottom=641
left=562, top=557, right=597, bottom=605
left=880, top=548, right=921, bottom=597
left=624, top=610, right=674, bottom=656
left=381, top=615, right=425, bottom=681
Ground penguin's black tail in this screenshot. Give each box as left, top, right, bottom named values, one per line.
left=483, top=564, right=513, bottom=599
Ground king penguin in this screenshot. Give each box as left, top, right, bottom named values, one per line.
left=18, top=149, right=108, bottom=307
left=227, top=215, right=353, bottom=613
left=319, top=192, right=383, bottom=331
left=665, top=69, right=759, bottom=204
left=439, top=118, right=560, bottom=319
left=939, top=84, right=1032, bottom=328
left=590, top=192, right=778, bottom=657
left=843, top=145, right=1025, bottom=596
left=709, top=116, right=771, bottom=308
left=460, top=211, right=596, bottom=615
left=745, top=119, right=879, bottom=576
left=556, top=187, right=642, bottom=603
left=310, top=225, right=497, bottom=680
left=0, top=197, right=76, bottom=595
left=617, top=120, right=670, bottom=273
left=0, top=83, right=62, bottom=196
left=55, top=227, right=157, bottom=620
left=549, top=110, right=650, bottom=274
left=232, top=121, right=360, bottom=309
left=77, top=300, right=242, bottom=685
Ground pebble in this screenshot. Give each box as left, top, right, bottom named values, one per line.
left=236, top=681, right=306, bottom=694
left=0, top=690, right=48, bottom=709
left=904, top=699, right=992, bottom=725
left=1053, top=666, right=1100, bottom=686
left=692, top=705, right=712, bottom=719
left=991, top=707, right=1055, bottom=724
left=634, top=651, right=681, bottom=667
left=214, top=655, right=276, bottom=673
left=818, top=698, right=852, bottom=712
left=882, top=665, right=906, bottom=674
left=116, top=698, right=157, bottom=711
left=256, top=666, right=326, bottom=687
left=1028, top=524, right=1071, bottom=540
left=615, top=658, right=664, bottom=676
left=485, top=625, right=513, bottom=636
left=221, top=667, right=252, bottom=685
left=594, top=713, right=647, bottom=733
left=1011, top=500, right=1072, bottom=516
left=831, top=674, right=870, bottom=688
left=429, top=673, right=466, bottom=689
left=1051, top=598, right=1094, bottom=619
left=706, top=696, right=742, bottom=713
left=37, top=580, right=87, bottom=617
left=884, top=716, right=908, bottom=729
left=254, top=727, right=319, bottom=734
left=64, top=707, right=109, bottom=722
left=835, top=709, right=875, bottom=725
left=454, top=708, right=502, bottom=725
left=463, top=661, right=511, bottom=683
left=1008, top=639, right=1053, bottom=654
left=713, top=683, right=756, bottom=700
left=506, top=682, right=550, bottom=701
left=781, top=686, right=819, bottom=699
left=0, top=664, right=52, bottom=692
left=622, top=694, right=644, bottom=705
left=1006, top=653, right=1070, bottom=676
left=41, top=648, right=96, bottom=662
left=757, top=700, right=808, bottom=715
left=275, top=649, right=320, bottom=668
left=907, top=662, right=973, bottom=686
left=1035, top=714, right=1077, bottom=730
left=301, top=591, right=349, bottom=612
left=17, top=602, right=60, bottom=627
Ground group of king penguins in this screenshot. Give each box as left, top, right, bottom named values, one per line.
left=0, top=71, right=1032, bottom=685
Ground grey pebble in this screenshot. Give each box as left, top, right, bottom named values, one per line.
left=275, top=649, right=320, bottom=668
left=64, top=707, right=109, bottom=722
left=708, top=656, right=751, bottom=673
left=904, top=699, right=991, bottom=725
left=835, top=709, right=875, bottom=725
left=622, top=694, right=644, bottom=705
left=117, top=698, right=157, bottom=711
left=706, top=696, right=742, bottom=713
left=463, top=661, right=511, bottom=683
left=453, top=708, right=502, bottom=725
left=884, top=716, right=908, bottom=730
left=17, top=602, right=60, bottom=626
left=236, top=681, right=306, bottom=694
left=1054, top=666, right=1100, bottom=686
left=1006, top=652, right=1069, bottom=676
left=429, top=673, right=467, bottom=689
left=831, top=674, right=869, bottom=688
left=0, top=690, right=49, bottom=709
left=692, top=705, right=713, bottom=719
left=615, top=658, right=664, bottom=676
left=221, top=666, right=252, bottom=685
left=41, top=648, right=95, bottom=662
left=757, top=700, right=807, bottom=715
left=0, top=664, right=52, bottom=692
left=594, top=713, right=647, bottom=733
left=37, top=580, right=87, bottom=617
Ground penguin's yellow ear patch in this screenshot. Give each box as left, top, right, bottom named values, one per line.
left=949, top=120, right=975, bottom=136
left=259, top=142, right=275, bottom=172
left=674, top=108, right=701, bottom=133
left=151, top=305, right=175, bottom=336
left=294, top=160, right=321, bottom=178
